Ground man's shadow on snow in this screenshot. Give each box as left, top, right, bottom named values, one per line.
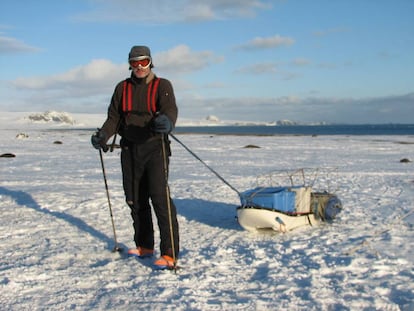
left=1, top=186, right=242, bottom=244
left=174, top=198, right=243, bottom=231
left=0, top=186, right=126, bottom=251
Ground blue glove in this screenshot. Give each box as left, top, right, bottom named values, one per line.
left=91, top=130, right=108, bottom=152
left=151, top=114, right=173, bottom=133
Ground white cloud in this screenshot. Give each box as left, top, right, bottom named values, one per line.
left=236, top=35, right=295, bottom=50
left=291, top=58, right=311, bottom=66
left=155, top=45, right=223, bottom=73
left=5, top=49, right=413, bottom=123
left=312, top=27, right=350, bottom=37
left=235, top=62, right=278, bottom=74
left=13, top=59, right=126, bottom=90
left=73, top=0, right=272, bottom=23
left=177, top=93, right=414, bottom=124
left=0, top=34, right=40, bottom=53
left=12, top=46, right=218, bottom=92
left=6, top=46, right=222, bottom=112
left=7, top=59, right=127, bottom=112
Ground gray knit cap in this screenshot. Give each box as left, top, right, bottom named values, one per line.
left=128, top=46, right=151, bottom=60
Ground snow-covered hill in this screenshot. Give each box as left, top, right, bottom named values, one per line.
left=0, top=111, right=311, bottom=130
left=26, top=111, right=76, bottom=124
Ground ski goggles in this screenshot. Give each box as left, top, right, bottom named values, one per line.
left=129, top=56, right=151, bottom=69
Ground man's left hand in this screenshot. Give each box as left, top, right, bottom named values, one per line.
left=151, top=114, right=173, bottom=133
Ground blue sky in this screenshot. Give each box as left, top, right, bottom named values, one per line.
left=0, top=0, right=413, bottom=124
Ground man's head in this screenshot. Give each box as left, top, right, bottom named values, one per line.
left=128, top=46, right=152, bottom=78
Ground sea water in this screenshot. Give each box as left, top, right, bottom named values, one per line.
left=174, top=124, right=414, bottom=136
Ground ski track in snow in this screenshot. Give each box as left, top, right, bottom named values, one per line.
left=1, top=128, right=414, bottom=311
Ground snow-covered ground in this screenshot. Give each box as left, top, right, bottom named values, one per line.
left=1, top=114, right=413, bottom=310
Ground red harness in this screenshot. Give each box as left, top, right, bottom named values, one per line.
left=122, top=78, right=160, bottom=114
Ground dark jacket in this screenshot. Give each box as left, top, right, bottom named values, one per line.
left=101, top=72, right=178, bottom=143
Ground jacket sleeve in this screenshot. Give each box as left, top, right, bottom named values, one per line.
left=100, top=81, right=123, bottom=139
left=158, top=78, right=178, bottom=126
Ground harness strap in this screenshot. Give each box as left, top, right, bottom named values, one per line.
left=123, top=78, right=160, bottom=114
left=148, top=78, right=160, bottom=113
left=122, top=80, right=133, bottom=113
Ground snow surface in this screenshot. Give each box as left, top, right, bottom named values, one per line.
left=1, top=113, right=414, bottom=310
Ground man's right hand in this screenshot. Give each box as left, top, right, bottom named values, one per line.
left=91, top=130, right=108, bottom=152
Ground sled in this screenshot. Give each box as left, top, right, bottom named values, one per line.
left=237, top=187, right=342, bottom=233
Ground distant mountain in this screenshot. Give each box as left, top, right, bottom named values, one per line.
left=26, top=111, right=76, bottom=125
left=206, top=115, right=220, bottom=123
left=275, top=119, right=298, bottom=126
left=0, top=111, right=329, bottom=130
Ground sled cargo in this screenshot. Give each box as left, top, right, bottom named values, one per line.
left=237, top=187, right=342, bottom=233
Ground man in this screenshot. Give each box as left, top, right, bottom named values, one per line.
left=91, top=45, right=179, bottom=269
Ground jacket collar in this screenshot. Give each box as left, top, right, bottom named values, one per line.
left=130, top=71, right=155, bottom=85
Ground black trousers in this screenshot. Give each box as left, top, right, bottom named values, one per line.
left=121, top=136, right=179, bottom=257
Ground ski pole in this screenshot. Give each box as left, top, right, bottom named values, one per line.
left=169, top=133, right=241, bottom=197
left=99, top=148, right=122, bottom=252
left=161, top=135, right=178, bottom=272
